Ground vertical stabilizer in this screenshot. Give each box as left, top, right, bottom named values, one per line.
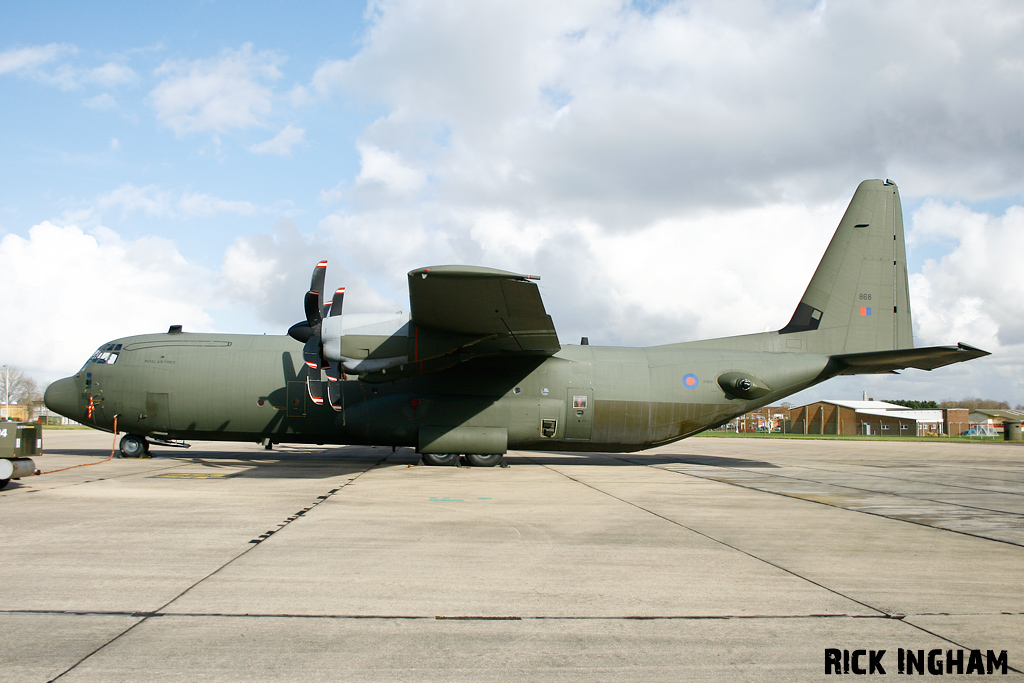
left=779, top=179, right=913, bottom=355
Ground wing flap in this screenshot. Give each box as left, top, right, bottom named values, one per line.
left=833, top=343, right=989, bottom=375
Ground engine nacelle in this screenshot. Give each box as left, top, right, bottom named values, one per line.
left=319, top=312, right=410, bottom=372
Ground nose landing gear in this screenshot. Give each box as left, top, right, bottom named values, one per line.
left=119, top=434, right=150, bottom=458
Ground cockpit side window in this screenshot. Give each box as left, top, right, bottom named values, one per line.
left=86, top=343, right=122, bottom=367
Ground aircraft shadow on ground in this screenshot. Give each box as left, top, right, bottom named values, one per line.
left=36, top=446, right=415, bottom=480
left=179, top=458, right=393, bottom=479
left=42, top=448, right=120, bottom=457
left=35, top=448, right=778, bottom=480
left=515, top=452, right=779, bottom=468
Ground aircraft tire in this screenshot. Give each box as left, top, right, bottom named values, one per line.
left=120, top=434, right=148, bottom=458
left=0, top=478, right=9, bottom=490
left=421, top=453, right=457, bottom=466
left=465, top=453, right=503, bottom=467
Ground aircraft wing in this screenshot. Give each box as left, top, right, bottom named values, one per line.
left=407, top=266, right=560, bottom=354
left=832, top=343, right=990, bottom=375
left=347, top=265, right=561, bottom=381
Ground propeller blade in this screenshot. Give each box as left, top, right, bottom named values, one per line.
left=326, top=358, right=347, bottom=382
left=327, top=379, right=343, bottom=412
left=310, top=260, right=328, bottom=297
left=304, top=290, right=322, bottom=329
left=305, top=261, right=328, bottom=327
left=307, top=372, right=324, bottom=406
left=328, top=287, right=345, bottom=317
left=302, top=337, right=322, bottom=370
left=311, top=262, right=327, bottom=321
left=322, top=361, right=344, bottom=412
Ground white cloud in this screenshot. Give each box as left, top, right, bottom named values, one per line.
left=319, top=181, right=347, bottom=205
left=287, top=83, right=314, bottom=107
left=351, top=141, right=426, bottom=198
left=150, top=43, right=283, bottom=135
left=95, top=184, right=260, bottom=218
left=248, top=123, right=306, bottom=156
left=220, top=222, right=397, bottom=329
left=0, top=43, right=73, bottom=75
left=84, top=93, right=118, bottom=110
left=97, top=184, right=174, bottom=217
left=315, top=0, right=1024, bottom=221
left=898, top=200, right=1024, bottom=402
left=910, top=202, right=1024, bottom=349
left=0, top=222, right=216, bottom=380
left=84, top=61, right=137, bottom=87
left=177, top=192, right=259, bottom=217
left=0, top=45, right=136, bottom=92
left=310, top=59, right=347, bottom=98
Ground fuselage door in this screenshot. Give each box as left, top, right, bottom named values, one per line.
left=286, top=381, right=308, bottom=418
left=145, top=392, right=171, bottom=432
left=565, top=388, right=594, bottom=440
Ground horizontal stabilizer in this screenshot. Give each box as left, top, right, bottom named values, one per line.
left=832, top=343, right=990, bottom=375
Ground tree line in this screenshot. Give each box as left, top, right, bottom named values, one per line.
left=0, top=366, right=43, bottom=406
left=886, top=398, right=1023, bottom=411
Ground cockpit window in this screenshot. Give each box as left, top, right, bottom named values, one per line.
left=87, top=343, right=122, bottom=366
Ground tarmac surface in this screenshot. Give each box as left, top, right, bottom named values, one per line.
left=3, top=430, right=1023, bottom=681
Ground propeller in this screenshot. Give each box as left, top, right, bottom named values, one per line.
left=288, top=261, right=346, bottom=410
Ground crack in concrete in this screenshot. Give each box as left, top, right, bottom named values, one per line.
left=4, top=608, right=938, bottom=620
left=660, top=461, right=1024, bottom=517
left=533, top=457, right=1024, bottom=674
left=656, top=463, right=1024, bottom=548
left=46, top=456, right=388, bottom=682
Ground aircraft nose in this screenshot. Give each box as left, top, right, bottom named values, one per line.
left=44, top=377, right=81, bottom=420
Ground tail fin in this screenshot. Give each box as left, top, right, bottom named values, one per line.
left=779, top=179, right=913, bottom=355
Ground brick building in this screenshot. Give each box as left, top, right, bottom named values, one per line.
left=785, top=400, right=970, bottom=437
left=0, top=404, right=30, bottom=421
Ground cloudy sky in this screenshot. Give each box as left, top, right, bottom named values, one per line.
left=2, top=0, right=1023, bottom=407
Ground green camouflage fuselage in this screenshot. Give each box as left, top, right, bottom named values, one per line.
left=53, top=331, right=832, bottom=452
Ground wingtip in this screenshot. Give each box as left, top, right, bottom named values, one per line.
left=956, top=342, right=991, bottom=359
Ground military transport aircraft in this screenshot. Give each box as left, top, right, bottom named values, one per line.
left=44, top=180, right=988, bottom=465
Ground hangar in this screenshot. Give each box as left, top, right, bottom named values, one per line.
left=968, top=408, right=1024, bottom=433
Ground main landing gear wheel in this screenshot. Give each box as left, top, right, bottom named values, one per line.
left=465, top=453, right=503, bottom=467
left=421, top=453, right=458, bottom=466
left=119, top=434, right=149, bottom=458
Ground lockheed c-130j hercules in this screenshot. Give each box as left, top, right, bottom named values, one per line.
left=44, top=180, right=988, bottom=465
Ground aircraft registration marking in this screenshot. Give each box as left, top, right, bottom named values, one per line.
left=152, top=472, right=239, bottom=479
